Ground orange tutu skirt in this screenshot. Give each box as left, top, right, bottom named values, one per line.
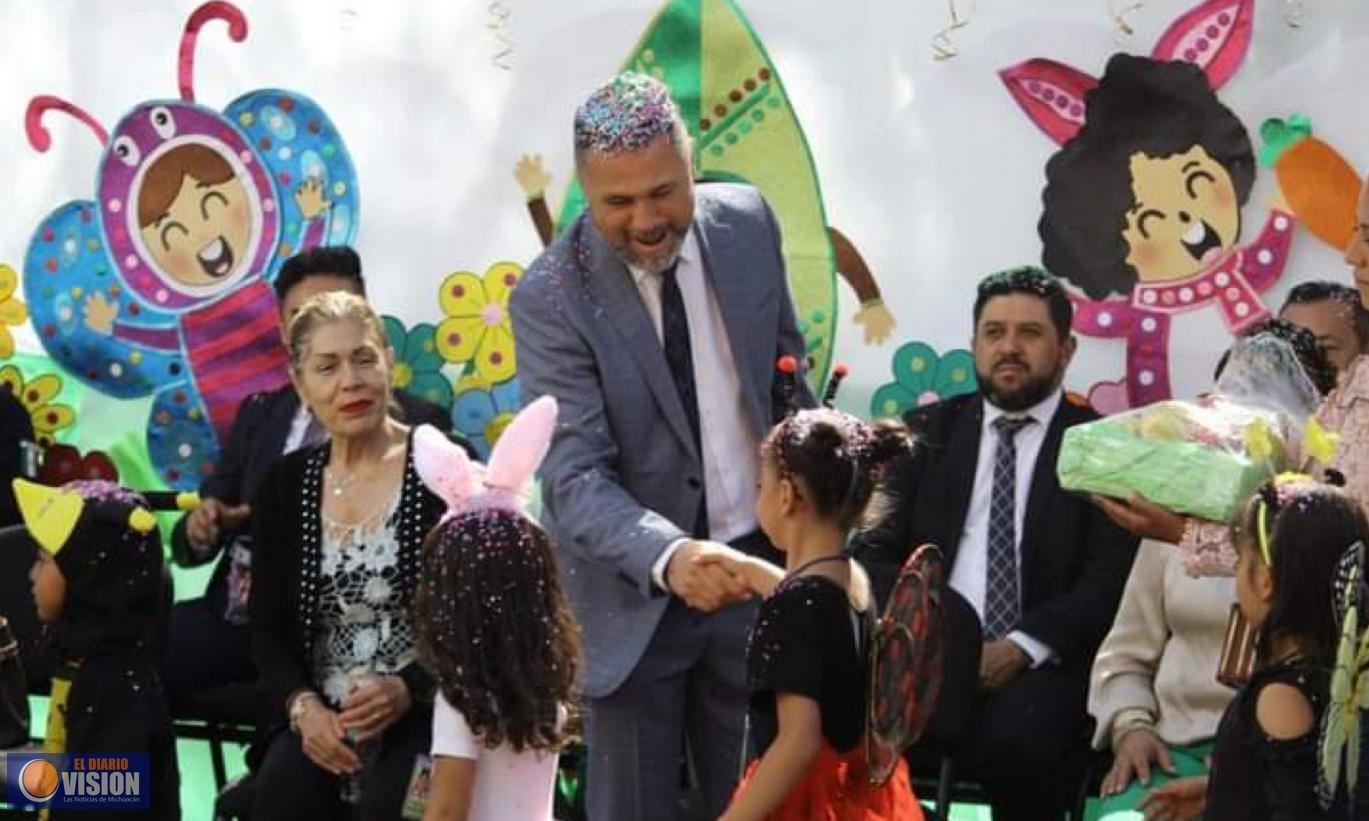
left=729, top=742, right=924, bottom=820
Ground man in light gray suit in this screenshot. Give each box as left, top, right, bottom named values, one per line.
left=511, top=73, right=814, bottom=819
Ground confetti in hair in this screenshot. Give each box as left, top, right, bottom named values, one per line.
left=977, top=265, right=1063, bottom=299
left=63, top=479, right=146, bottom=507
left=574, top=72, right=682, bottom=155
left=771, top=408, right=876, bottom=480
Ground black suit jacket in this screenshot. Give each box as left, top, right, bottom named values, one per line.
left=170, top=385, right=463, bottom=609
left=0, top=389, right=34, bottom=527
left=856, top=392, right=1137, bottom=667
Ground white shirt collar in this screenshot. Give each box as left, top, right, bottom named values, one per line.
left=982, top=387, right=1064, bottom=432
left=628, top=229, right=699, bottom=288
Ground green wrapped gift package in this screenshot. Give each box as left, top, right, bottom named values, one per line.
left=1056, top=399, right=1286, bottom=523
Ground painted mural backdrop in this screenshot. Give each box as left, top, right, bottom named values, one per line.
left=3, top=0, right=1367, bottom=492
left=20, top=1, right=357, bottom=489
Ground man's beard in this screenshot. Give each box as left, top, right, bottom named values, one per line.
left=976, top=360, right=1064, bottom=412
left=616, top=227, right=687, bottom=275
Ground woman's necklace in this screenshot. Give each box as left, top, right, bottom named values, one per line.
left=326, top=467, right=361, bottom=498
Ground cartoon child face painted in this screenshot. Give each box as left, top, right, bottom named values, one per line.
left=137, top=143, right=255, bottom=290
left=1039, top=55, right=1255, bottom=301
left=1123, top=145, right=1240, bottom=282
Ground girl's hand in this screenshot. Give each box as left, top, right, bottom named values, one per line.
left=1101, top=727, right=1175, bottom=795
left=338, top=675, right=411, bottom=743
left=298, top=700, right=362, bottom=775
left=693, top=550, right=782, bottom=598
left=1136, top=775, right=1207, bottom=821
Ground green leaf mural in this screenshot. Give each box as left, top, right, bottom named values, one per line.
left=554, top=0, right=838, bottom=393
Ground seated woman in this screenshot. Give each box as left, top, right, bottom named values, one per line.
left=1089, top=321, right=1336, bottom=816
left=249, top=292, right=446, bottom=819
left=1087, top=540, right=1234, bottom=817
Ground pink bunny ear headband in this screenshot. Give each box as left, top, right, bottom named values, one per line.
left=414, top=395, right=558, bottom=521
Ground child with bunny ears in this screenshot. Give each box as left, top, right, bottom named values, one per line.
left=411, top=396, right=581, bottom=821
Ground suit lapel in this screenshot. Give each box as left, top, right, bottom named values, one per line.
left=940, top=398, right=984, bottom=567
left=574, top=218, right=700, bottom=459
left=1019, top=399, right=1069, bottom=593
left=694, top=196, right=767, bottom=434
left=265, top=388, right=299, bottom=457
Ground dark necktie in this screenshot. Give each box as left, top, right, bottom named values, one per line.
left=984, top=415, right=1034, bottom=639
left=659, top=263, right=708, bottom=538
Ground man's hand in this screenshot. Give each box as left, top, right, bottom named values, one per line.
left=979, top=639, right=1030, bottom=691
left=1093, top=494, right=1187, bottom=544
left=665, top=540, right=752, bottom=612
left=185, top=497, right=252, bottom=549
left=693, top=547, right=785, bottom=598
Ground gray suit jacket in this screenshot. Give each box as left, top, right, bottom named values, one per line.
left=510, top=183, right=814, bottom=697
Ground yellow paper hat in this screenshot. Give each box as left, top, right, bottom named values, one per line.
left=12, top=479, right=161, bottom=556
left=13, top=479, right=84, bottom=556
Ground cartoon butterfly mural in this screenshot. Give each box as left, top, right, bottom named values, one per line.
left=22, top=1, right=358, bottom=489
left=1318, top=540, right=1369, bottom=810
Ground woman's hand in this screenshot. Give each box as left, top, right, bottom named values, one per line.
left=338, top=675, right=412, bottom=743
left=1093, top=494, right=1188, bottom=544
left=298, top=700, right=363, bottom=775
left=1137, top=775, right=1207, bottom=821
left=1101, top=727, right=1175, bottom=796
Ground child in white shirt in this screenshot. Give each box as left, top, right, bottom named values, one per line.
left=410, top=399, right=580, bottom=821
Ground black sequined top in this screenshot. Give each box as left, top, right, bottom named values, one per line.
left=249, top=431, right=443, bottom=725
left=745, top=574, right=869, bottom=759
left=1206, top=655, right=1345, bottom=820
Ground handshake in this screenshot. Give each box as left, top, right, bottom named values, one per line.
left=663, top=540, right=782, bottom=612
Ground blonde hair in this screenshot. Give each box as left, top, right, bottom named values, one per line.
left=285, top=290, right=388, bottom=372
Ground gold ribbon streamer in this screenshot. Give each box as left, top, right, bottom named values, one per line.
left=488, top=2, right=514, bottom=71
left=932, top=0, right=970, bottom=62
left=1108, top=0, right=1145, bottom=36
left=1283, top=0, right=1306, bottom=28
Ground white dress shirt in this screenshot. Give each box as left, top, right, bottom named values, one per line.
left=628, top=230, right=762, bottom=591
left=948, top=389, right=1063, bottom=666
left=283, top=401, right=317, bottom=453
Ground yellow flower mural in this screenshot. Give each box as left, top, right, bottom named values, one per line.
left=0, top=364, right=75, bottom=445
left=435, top=262, right=524, bottom=384
left=0, top=264, right=28, bottom=359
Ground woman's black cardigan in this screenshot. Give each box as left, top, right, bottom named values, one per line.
left=249, top=436, right=442, bottom=727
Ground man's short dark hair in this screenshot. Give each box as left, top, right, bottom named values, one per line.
left=273, top=246, right=366, bottom=304
left=1281, top=280, right=1369, bottom=346
left=973, top=266, right=1074, bottom=339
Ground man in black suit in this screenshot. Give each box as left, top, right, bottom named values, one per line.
left=857, top=267, right=1137, bottom=819
left=162, top=246, right=460, bottom=711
